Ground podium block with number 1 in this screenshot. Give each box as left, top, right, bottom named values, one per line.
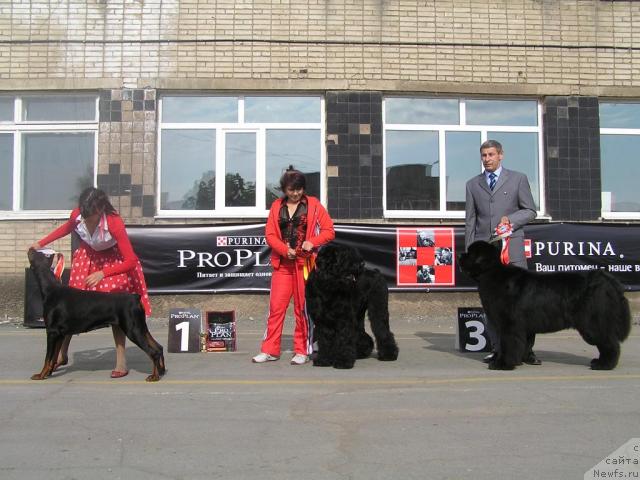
left=168, top=308, right=202, bottom=353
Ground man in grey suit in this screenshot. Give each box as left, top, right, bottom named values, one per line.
left=464, top=139, right=538, bottom=363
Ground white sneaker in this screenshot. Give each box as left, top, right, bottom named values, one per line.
left=252, top=352, right=279, bottom=363
left=290, top=353, right=309, bottom=365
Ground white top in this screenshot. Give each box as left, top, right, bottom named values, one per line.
left=73, top=213, right=117, bottom=251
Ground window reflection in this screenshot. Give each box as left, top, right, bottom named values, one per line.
left=162, top=96, right=238, bottom=123
left=22, top=133, right=94, bottom=210
left=245, top=97, right=321, bottom=123
left=23, top=96, right=96, bottom=122
left=601, top=135, right=640, bottom=212
left=0, top=98, right=13, bottom=121
left=225, top=132, right=256, bottom=207
left=0, top=134, right=13, bottom=209
left=466, top=99, right=537, bottom=126
left=265, top=130, right=320, bottom=208
left=445, top=132, right=481, bottom=210
left=161, top=130, right=215, bottom=210
left=386, top=131, right=439, bottom=210
left=386, top=98, right=459, bottom=124
left=488, top=131, right=540, bottom=209
left=600, top=103, right=640, bottom=129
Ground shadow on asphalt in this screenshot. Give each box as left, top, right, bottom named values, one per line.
left=413, top=330, right=594, bottom=367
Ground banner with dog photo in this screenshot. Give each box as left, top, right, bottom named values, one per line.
left=126, top=222, right=640, bottom=293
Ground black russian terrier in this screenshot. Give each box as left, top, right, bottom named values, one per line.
left=305, top=244, right=399, bottom=369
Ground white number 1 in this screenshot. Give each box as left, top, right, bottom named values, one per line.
left=465, top=320, right=487, bottom=352
left=175, top=321, right=190, bottom=351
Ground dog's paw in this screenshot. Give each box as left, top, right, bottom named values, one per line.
left=590, top=358, right=616, bottom=370
left=30, top=373, right=46, bottom=380
left=333, top=359, right=355, bottom=369
left=488, top=360, right=515, bottom=371
left=377, top=346, right=399, bottom=361
left=145, top=374, right=160, bottom=382
left=312, top=357, right=333, bottom=367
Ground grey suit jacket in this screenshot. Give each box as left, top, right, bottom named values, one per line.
left=464, top=168, right=537, bottom=266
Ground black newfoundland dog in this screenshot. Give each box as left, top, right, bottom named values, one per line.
left=459, top=241, right=631, bottom=371
left=305, top=244, right=399, bottom=369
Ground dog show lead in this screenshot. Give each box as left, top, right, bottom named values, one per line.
left=30, top=187, right=151, bottom=379
left=252, top=166, right=335, bottom=365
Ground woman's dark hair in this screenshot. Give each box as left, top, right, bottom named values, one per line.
left=279, top=165, right=306, bottom=193
left=78, top=187, right=116, bottom=218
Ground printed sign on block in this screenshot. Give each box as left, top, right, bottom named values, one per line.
left=168, top=308, right=202, bottom=353
left=456, top=307, right=492, bottom=353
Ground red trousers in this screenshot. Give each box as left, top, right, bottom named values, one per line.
left=260, top=259, right=310, bottom=356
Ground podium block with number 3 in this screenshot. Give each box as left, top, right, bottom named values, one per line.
left=456, top=307, right=492, bottom=352
left=168, top=308, right=202, bottom=353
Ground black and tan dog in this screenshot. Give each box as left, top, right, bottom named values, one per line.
left=27, top=248, right=165, bottom=381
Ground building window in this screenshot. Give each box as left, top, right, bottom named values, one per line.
left=600, top=102, right=640, bottom=218
left=383, top=97, right=543, bottom=218
left=158, top=94, right=324, bottom=217
left=0, top=94, right=98, bottom=217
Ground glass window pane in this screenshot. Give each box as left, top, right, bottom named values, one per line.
left=488, top=132, right=540, bottom=209
left=266, top=130, right=320, bottom=209
left=162, top=96, right=238, bottom=123
left=245, top=96, right=321, bottom=123
left=385, top=98, right=459, bottom=124
left=600, top=103, right=640, bottom=129
left=225, top=132, right=256, bottom=207
left=0, top=97, right=13, bottom=121
left=23, top=96, right=96, bottom=122
left=22, top=133, right=94, bottom=210
left=160, top=130, right=215, bottom=210
left=466, top=99, right=537, bottom=126
left=386, top=131, right=439, bottom=210
left=445, top=132, right=481, bottom=211
left=0, top=134, right=13, bottom=209
left=601, top=135, right=640, bottom=212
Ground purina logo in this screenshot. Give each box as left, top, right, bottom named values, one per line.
left=216, top=236, right=267, bottom=247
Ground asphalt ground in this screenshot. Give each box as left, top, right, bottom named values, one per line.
left=0, top=318, right=638, bottom=480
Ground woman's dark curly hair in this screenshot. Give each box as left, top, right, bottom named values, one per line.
left=279, top=165, right=306, bottom=193
left=78, top=187, right=116, bottom=218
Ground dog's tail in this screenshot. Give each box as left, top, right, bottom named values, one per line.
left=588, top=271, right=632, bottom=343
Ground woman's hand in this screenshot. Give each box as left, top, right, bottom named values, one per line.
left=301, top=240, right=314, bottom=252
left=287, top=247, right=297, bottom=260
left=85, top=271, right=105, bottom=288
left=28, top=242, right=41, bottom=251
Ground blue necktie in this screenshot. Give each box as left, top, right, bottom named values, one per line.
left=488, top=172, right=496, bottom=191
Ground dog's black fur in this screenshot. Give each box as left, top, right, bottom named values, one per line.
left=27, top=248, right=165, bottom=381
left=305, top=244, right=399, bottom=369
left=459, top=241, right=631, bottom=370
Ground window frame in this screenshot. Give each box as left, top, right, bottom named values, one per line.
left=157, top=93, right=326, bottom=219
left=383, top=96, right=545, bottom=219
left=600, top=100, right=640, bottom=220
left=0, top=93, right=99, bottom=219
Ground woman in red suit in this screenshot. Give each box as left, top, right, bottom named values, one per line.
left=252, top=167, right=335, bottom=365
left=30, top=187, right=151, bottom=378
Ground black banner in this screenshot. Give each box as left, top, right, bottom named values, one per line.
left=127, top=223, right=640, bottom=293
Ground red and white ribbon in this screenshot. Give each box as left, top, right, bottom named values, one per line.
left=494, top=222, right=513, bottom=265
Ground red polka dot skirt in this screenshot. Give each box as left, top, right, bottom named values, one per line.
left=68, top=244, right=152, bottom=316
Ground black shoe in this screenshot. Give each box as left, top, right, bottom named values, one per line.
left=523, top=351, right=541, bottom=365
left=483, top=352, right=496, bottom=363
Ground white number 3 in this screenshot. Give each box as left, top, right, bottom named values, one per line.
left=465, top=320, right=487, bottom=352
